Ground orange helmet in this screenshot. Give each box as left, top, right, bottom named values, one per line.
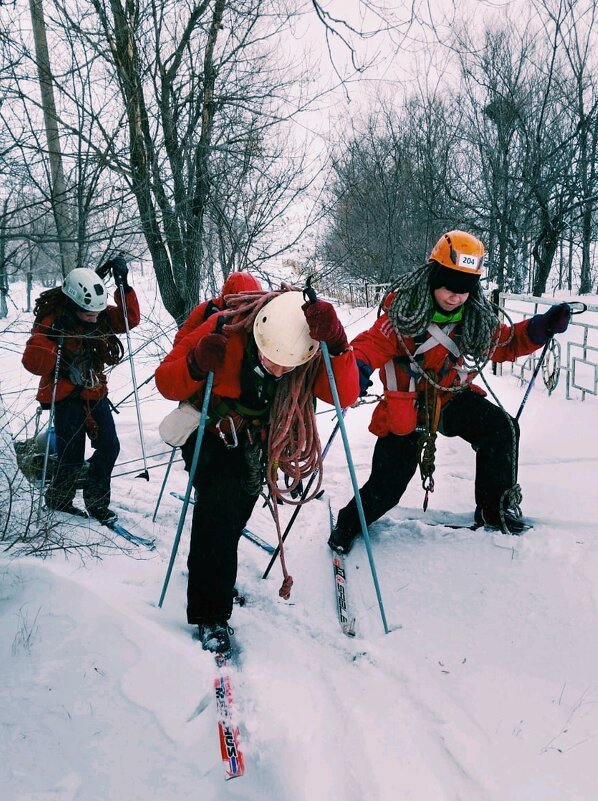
left=429, top=230, right=485, bottom=276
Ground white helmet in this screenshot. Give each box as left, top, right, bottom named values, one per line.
left=62, top=268, right=108, bottom=312
left=253, top=291, right=319, bottom=367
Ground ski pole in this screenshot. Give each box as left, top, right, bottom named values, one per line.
left=262, top=411, right=345, bottom=579
left=157, top=315, right=225, bottom=607
left=113, top=373, right=155, bottom=411
left=157, top=373, right=213, bottom=607
left=117, top=270, right=149, bottom=480
left=515, top=340, right=550, bottom=422
left=152, top=446, right=177, bottom=522
left=303, top=279, right=389, bottom=634
left=515, top=301, right=586, bottom=421
left=36, top=335, right=63, bottom=525
left=319, top=341, right=389, bottom=633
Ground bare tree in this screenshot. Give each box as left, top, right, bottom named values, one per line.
left=28, top=0, right=77, bottom=274
left=536, top=0, right=598, bottom=293
left=316, top=94, right=464, bottom=284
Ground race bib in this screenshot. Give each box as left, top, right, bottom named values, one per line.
left=457, top=253, right=480, bottom=271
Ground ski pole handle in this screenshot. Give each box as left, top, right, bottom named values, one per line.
left=302, top=275, right=317, bottom=305
left=570, top=302, right=587, bottom=315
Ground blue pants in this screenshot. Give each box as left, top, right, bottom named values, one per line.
left=49, top=394, right=120, bottom=508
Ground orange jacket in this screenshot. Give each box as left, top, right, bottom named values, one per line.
left=155, top=311, right=359, bottom=410
left=22, top=288, right=140, bottom=404
left=352, top=313, right=541, bottom=437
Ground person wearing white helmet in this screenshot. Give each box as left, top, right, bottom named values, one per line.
left=22, top=257, right=140, bottom=522
left=155, top=287, right=359, bottom=655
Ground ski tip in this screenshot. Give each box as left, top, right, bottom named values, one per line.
left=223, top=745, right=245, bottom=779
left=225, top=763, right=245, bottom=780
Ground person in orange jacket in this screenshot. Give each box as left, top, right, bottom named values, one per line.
left=22, top=259, right=140, bottom=522
left=328, top=230, right=572, bottom=551
left=155, top=287, right=359, bottom=655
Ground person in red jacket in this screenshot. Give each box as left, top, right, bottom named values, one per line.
left=329, top=230, right=572, bottom=552
left=22, top=259, right=141, bottom=522
left=155, top=287, right=359, bottom=655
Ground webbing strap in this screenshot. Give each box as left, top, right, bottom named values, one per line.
left=385, top=322, right=470, bottom=394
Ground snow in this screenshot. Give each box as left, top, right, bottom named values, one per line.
left=1, top=281, right=598, bottom=800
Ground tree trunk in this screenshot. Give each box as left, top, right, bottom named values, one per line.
left=29, top=0, right=77, bottom=275
left=532, top=220, right=559, bottom=295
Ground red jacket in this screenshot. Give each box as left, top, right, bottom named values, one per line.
left=22, top=288, right=140, bottom=404
left=155, top=311, right=359, bottom=410
left=352, top=313, right=541, bottom=437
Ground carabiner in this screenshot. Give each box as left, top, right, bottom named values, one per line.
left=215, top=416, right=239, bottom=449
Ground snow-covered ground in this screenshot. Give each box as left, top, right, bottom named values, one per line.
left=1, top=278, right=598, bottom=801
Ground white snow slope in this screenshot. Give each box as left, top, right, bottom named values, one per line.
left=1, top=281, right=598, bottom=801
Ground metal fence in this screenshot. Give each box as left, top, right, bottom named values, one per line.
left=496, top=293, right=598, bottom=401
left=319, top=280, right=391, bottom=309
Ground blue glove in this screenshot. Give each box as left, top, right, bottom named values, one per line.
left=527, top=303, right=571, bottom=345
left=357, top=359, right=374, bottom=396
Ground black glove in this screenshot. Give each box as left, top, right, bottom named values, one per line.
left=95, top=261, right=112, bottom=280
left=110, top=256, right=129, bottom=289
left=98, top=256, right=129, bottom=288
left=527, top=303, right=571, bottom=345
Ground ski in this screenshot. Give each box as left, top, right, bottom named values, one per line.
left=328, top=501, right=356, bottom=636
left=332, top=553, right=356, bottom=637
left=213, top=654, right=245, bottom=779
left=240, top=528, right=276, bottom=554
left=103, top=519, right=156, bottom=550
left=399, top=516, right=479, bottom=531
left=43, top=504, right=89, bottom=519
left=169, top=491, right=275, bottom=553
left=43, top=507, right=156, bottom=548
left=399, top=516, right=532, bottom=533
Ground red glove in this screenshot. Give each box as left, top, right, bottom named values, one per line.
left=186, top=333, right=227, bottom=380
left=302, top=300, right=348, bottom=355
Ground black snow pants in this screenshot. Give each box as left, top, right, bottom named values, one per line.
left=181, top=430, right=259, bottom=625
left=336, top=389, right=520, bottom=535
